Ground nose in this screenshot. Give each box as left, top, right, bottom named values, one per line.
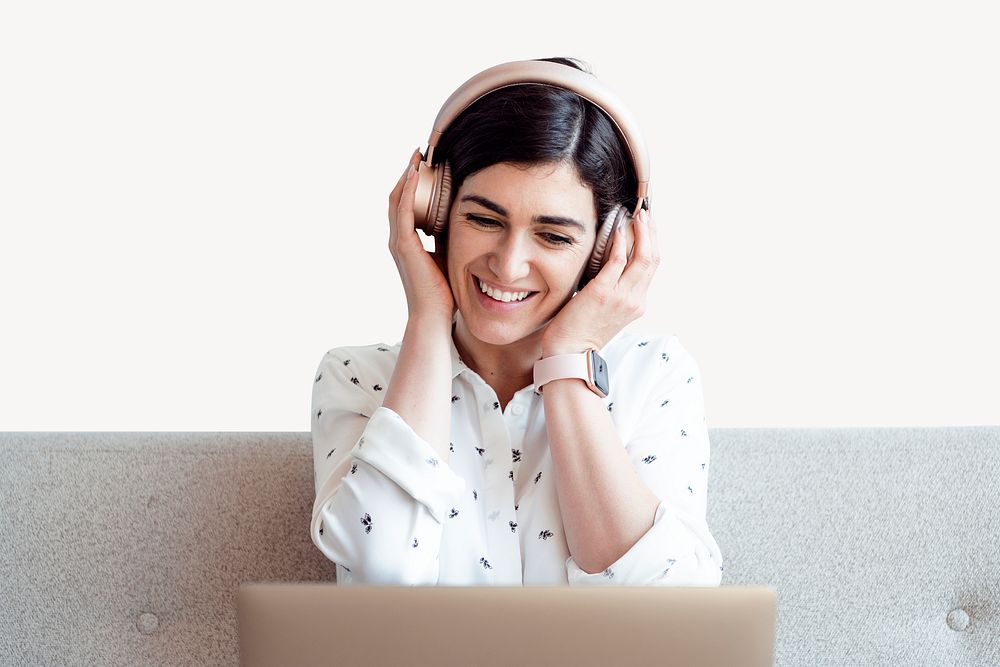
left=487, top=232, right=533, bottom=286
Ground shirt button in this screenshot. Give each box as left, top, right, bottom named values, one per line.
left=511, top=404, right=524, bottom=416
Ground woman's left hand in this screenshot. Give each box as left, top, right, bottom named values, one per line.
left=540, top=207, right=659, bottom=357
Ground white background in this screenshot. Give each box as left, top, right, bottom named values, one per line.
left=1, top=1, right=997, bottom=430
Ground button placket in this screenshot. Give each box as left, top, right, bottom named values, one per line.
left=478, top=386, right=522, bottom=584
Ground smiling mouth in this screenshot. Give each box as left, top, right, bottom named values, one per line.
left=473, top=275, right=539, bottom=304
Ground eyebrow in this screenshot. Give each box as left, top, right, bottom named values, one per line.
left=460, top=194, right=588, bottom=234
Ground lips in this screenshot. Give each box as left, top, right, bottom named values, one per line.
left=476, top=276, right=536, bottom=301
left=471, top=274, right=539, bottom=310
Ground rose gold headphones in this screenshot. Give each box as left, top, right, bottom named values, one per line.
left=411, top=59, right=651, bottom=291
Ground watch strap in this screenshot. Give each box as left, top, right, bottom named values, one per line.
left=533, top=351, right=593, bottom=395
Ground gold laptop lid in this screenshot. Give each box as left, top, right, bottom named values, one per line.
left=238, top=584, right=777, bottom=667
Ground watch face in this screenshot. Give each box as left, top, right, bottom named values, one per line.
left=590, top=350, right=610, bottom=397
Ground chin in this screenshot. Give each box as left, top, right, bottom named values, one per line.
left=464, top=317, right=539, bottom=347
left=458, top=301, right=551, bottom=346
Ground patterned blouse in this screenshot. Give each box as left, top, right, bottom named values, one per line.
left=310, top=318, right=724, bottom=586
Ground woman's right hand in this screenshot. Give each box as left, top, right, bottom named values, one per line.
left=387, top=148, right=456, bottom=323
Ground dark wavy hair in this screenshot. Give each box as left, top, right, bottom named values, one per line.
left=436, top=56, right=639, bottom=235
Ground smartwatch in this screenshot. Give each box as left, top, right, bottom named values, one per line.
left=533, top=348, right=610, bottom=398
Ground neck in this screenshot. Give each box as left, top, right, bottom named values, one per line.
left=452, top=314, right=541, bottom=390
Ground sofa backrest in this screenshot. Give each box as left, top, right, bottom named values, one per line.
left=2, top=428, right=997, bottom=666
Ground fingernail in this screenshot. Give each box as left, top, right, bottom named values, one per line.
left=406, top=164, right=416, bottom=179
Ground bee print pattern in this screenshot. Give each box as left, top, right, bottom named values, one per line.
left=493, top=401, right=500, bottom=410
left=509, top=521, right=518, bottom=533
left=534, top=471, right=542, bottom=484
left=473, top=490, right=478, bottom=501
left=377, top=346, right=389, bottom=352
left=315, top=372, right=322, bottom=382
left=642, top=455, right=657, bottom=464
left=539, top=530, right=553, bottom=541
left=475, top=446, right=486, bottom=456
left=450, top=442, right=455, bottom=452
left=319, top=522, right=323, bottom=535
left=607, top=402, right=614, bottom=412
left=659, top=559, right=677, bottom=578
left=326, top=447, right=336, bottom=459
left=316, top=409, right=323, bottom=420
left=661, top=353, right=669, bottom=362
left=661, top=399, right=669, bottom=407
left=350, top=377, right=360, bottom=386
left=680, top=429, right=687, bottom=437
left=508, top=470, right=514, bottom=481
left=686, top=377, right=693, bottom=384
left=511, top=448, right=521, bottom=463
left=449, top=508, right=459, bottom=518
left=360, top=513, right=372, bottom=534
left=480, top=557, right=493, bottom=570
left=603, top=568, right=615, bottom=579
left=426, top=457, right=439, bottom=467
left=373, top=384, right=383, bottom=391
left=638, top=341, right=649, bottom=347
left=350, top=463, right=357, bottom=474
left=343, top=359, right=351, bottom=366
left=413, top=538, right=419, bottom=548
left=452, top=395, right=461, bottom=402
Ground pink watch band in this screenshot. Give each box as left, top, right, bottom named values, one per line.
left=533, top=351, right=593, bottom=395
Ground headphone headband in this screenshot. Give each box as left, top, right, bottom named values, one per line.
left=424, top=60, right=650, bottom=217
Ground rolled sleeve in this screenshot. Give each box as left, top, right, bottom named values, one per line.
left=566, top=500, right=723, bottom=586
left=350, top=407, right=466, bottom=523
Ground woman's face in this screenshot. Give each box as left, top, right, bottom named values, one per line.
left=446, top=160, right=598, bottom=347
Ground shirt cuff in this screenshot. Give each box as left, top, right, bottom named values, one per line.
left=565, top=500, right=724, bottom=586
left=350, top=406, right=466, bottom=524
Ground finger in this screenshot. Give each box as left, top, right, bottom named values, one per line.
left=389, top=148, right=424, bottom=247
left=596, top=215, right=629, bottom=288
left=620, top=208, right=658, bottom=294
left=395, top=160, right=420, bottom=244
left=389, top=148, right=424, bottom=217
left=647, top=207, right=659, bottom=263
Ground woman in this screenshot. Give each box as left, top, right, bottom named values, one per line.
left=310, top=57, right=723, bottom=586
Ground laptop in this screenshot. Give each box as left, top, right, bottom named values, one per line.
left=238, top=583, right=777, bottom=666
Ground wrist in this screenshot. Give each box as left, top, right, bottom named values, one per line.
left=533, top=346, right=610, bottom=398
left=405, top=314, right=454, bottom=342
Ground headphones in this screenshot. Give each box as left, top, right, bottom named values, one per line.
left=411, top=59, right=651, bottom=292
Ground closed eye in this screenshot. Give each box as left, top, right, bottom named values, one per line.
left=463, top=214, right=573, bottom=246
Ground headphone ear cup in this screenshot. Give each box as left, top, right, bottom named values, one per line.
left=412, top=160, right=453, bottom=237
left=578, top=205, right=630, bottom=291
left=429, top=160, right=453, bottom=236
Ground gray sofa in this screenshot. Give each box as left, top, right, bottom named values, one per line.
left=2, top=427, right=997, bottom=666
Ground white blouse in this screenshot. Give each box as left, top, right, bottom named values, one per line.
left=310, top=319, right=724, bottom=587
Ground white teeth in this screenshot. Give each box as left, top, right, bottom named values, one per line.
left=477, top=278, right=531, bottom=303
